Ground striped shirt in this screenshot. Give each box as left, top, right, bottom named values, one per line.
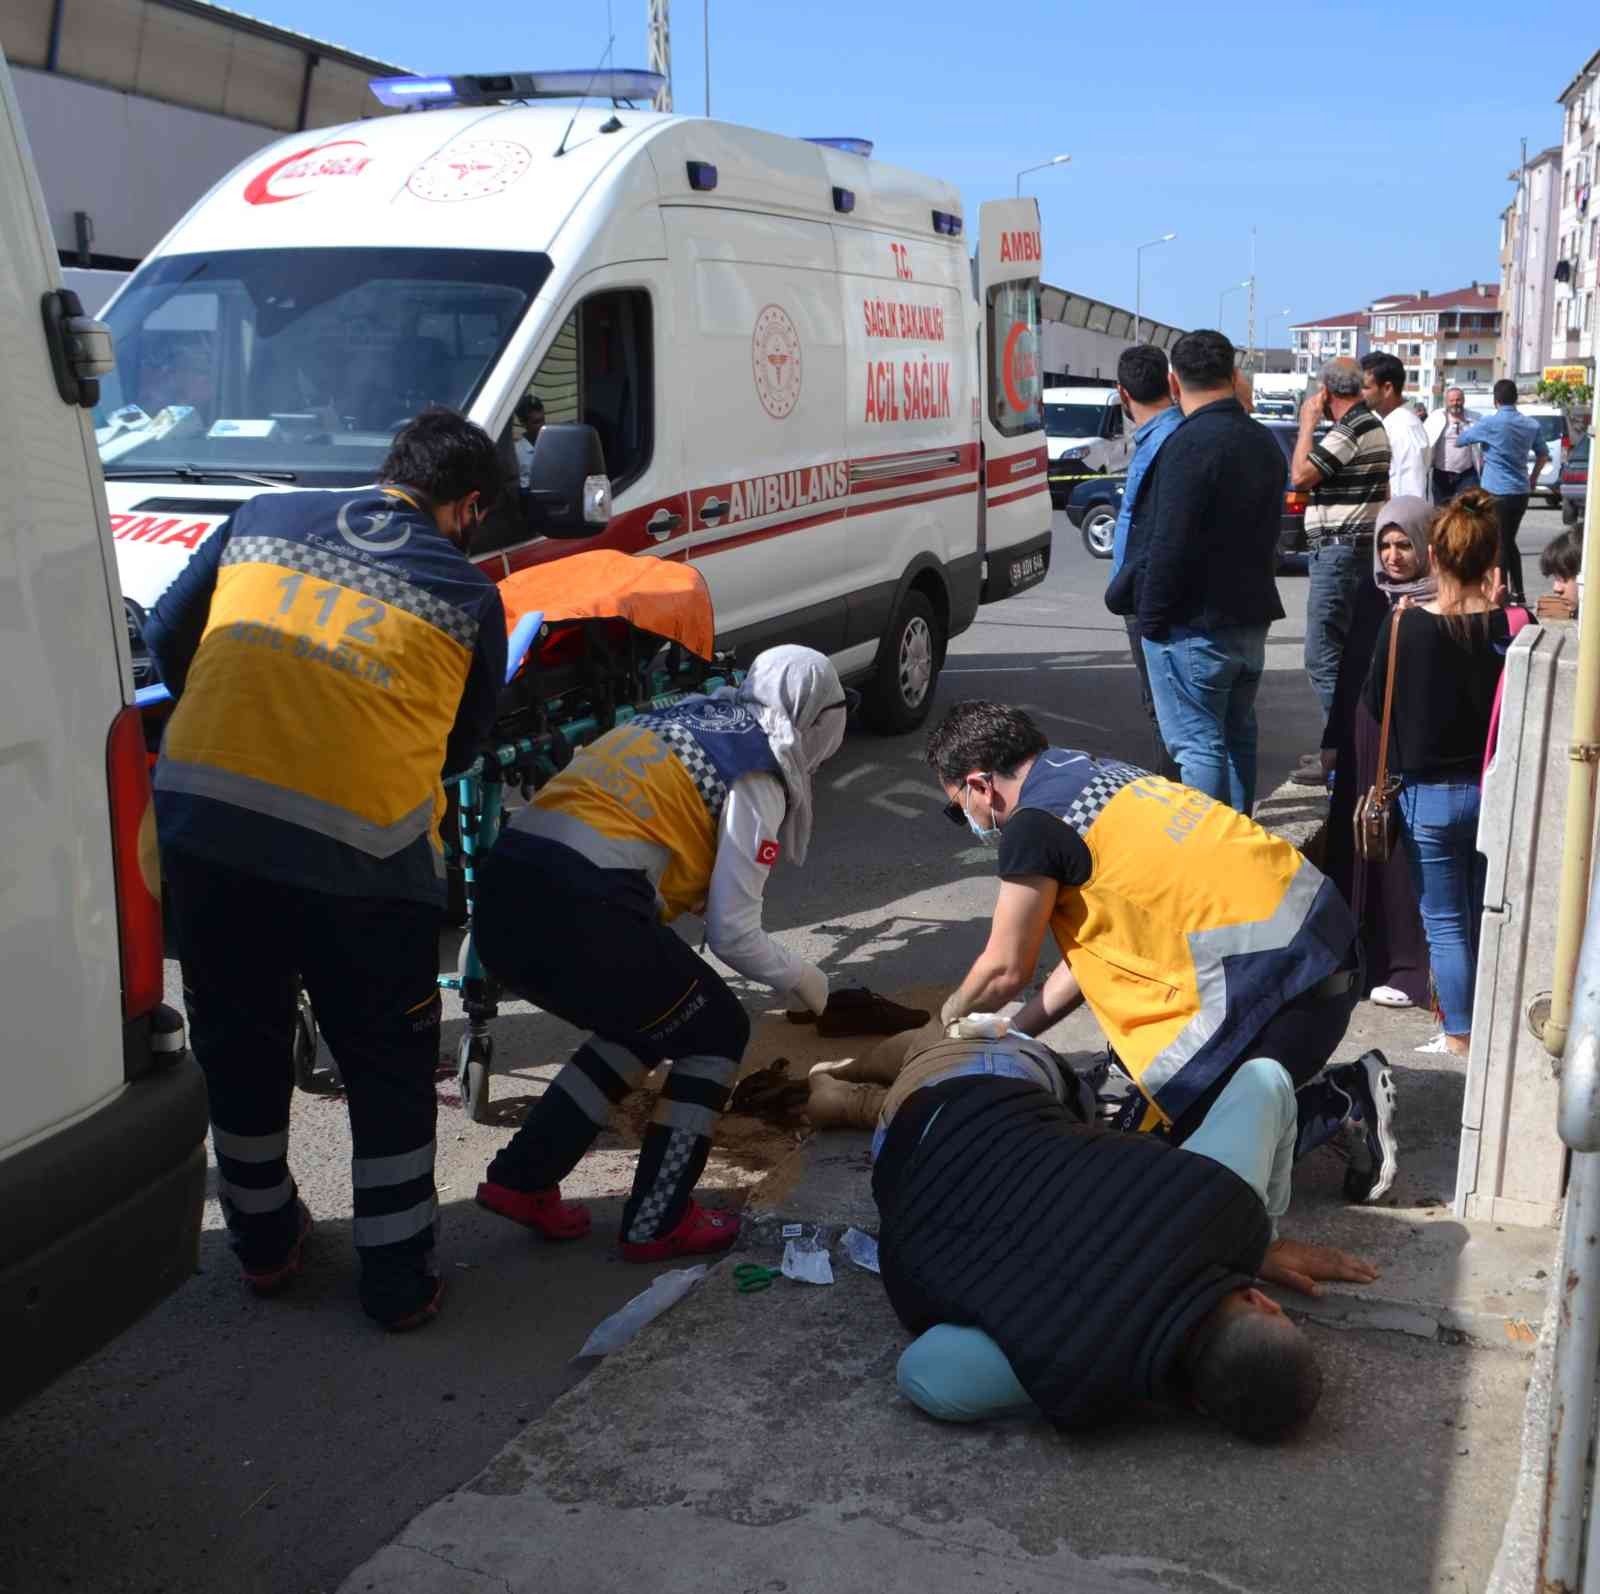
left=1305, top=400, right=1391, bottom=546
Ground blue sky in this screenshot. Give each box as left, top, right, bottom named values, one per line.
left=256, top=0, right=1583, bottom=340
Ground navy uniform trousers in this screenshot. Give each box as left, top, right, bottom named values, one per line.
left=164, top=849, right=442, bottom=1321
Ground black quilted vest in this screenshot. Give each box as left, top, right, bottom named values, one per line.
left=873, top=1075, right=1272, bottom=1429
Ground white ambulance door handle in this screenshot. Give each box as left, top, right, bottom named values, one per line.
left=698, top=496, right=730, bottom=525
left=647, top=507, right=683, bottom=541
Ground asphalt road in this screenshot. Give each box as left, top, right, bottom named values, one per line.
left=0, top=504, right=1565, bottom=1594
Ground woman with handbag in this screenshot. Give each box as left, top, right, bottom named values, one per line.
left=1320, top=498, right=1434, bottom=1011
left=1360, top=491, right=1526, bottom=1058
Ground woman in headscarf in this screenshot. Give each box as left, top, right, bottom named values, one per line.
left=471, top=645, right=850, bottom=1261
left=1319, top=496, right=1435, bottom=1011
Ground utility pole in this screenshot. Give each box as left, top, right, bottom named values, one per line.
left=704, top=0, right=710, bottom=116
left=647, top=0, right=672, bottom=111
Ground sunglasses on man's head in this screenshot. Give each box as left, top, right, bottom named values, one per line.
left=942, top=773, right=990, bottom=826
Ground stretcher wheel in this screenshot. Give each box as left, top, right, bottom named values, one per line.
left=458, top=1033, right=494, bottom=1123
left=292, top=988, right=321, bottom=1091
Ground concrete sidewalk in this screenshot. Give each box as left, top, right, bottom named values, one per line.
left=338, top=988, right=1554, bottom=1594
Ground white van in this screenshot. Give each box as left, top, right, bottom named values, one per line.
left=91, top=69, right=1052, bottom=734
left=1042, top=382, right=1130, bottom=506
left=0, top=48, right=207, bottom=1415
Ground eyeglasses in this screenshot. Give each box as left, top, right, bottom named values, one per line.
left=942, top=773, right=991, bottom=827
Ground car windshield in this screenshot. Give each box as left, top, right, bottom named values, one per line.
left=1043, top=402, right=1106, bottom=437
left=94, top=247, right=552, bottom=485
left=1532, top=414, right=1568, bottom=443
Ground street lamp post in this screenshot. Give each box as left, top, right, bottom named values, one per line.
left=1134, top=232, right=1177, bottom=345
left=1015, top=153, right=1071, bottom=197
left=1218, top=280, right=1249, bottom=338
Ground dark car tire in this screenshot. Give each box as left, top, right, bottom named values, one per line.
left=1080, top=505, right=1117, bottom=560
left=1563, top=498, right=1582, bottom=526
left=862, top=589, right=943, bottom=735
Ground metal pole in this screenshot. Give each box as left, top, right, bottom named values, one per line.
left=1135, top=256, right=1142, bottom=347
left=1541, top=883, right=1600, bottom=1588
left=704, top=0, right=709, bottom=117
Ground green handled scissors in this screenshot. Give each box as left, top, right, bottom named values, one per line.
left=733, top=1263, right=781, bottom=1293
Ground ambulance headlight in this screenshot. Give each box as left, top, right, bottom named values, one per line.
left=583, top=475, right=613, bottom=525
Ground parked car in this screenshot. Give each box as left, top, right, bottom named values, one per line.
left=1561, top=433, right=1589, bottom=526
left=1044, top=384, right=1131, bottom=505
left=1064, top=474, right=1125, bottom=558
left=0, top=45, right=208, bottom=1416
left=1259, top=418, right=1325, bottom=569
left=1525, top=406, right=1571, bottom=506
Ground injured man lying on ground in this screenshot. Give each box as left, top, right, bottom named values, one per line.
left=817, top=1025, right=1378, bottom=1441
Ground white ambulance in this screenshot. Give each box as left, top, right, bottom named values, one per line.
left=93, top=69, right=1051, bottom=733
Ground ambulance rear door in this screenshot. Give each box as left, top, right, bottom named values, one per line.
left=976, top=197, right=1051, bottom=602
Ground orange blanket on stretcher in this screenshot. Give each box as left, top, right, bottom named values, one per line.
left=497, top=551, right=715, bottom=661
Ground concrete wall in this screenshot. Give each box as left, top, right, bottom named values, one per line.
left=1457, top=623, right=1589, bottom=1226
left=12, top=66, right=288, bottom=264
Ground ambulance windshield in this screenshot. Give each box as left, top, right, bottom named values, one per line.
left=94, top=247, right=551, bottom=483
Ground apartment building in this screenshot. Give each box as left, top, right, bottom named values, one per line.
left=1553, top=50, right=1600, bottom=379
left=1367, top=285, right=1501, bottom=402
left=1499, top=146, right=1563, bottom=381
left=1289, top=310, right=1369, bottom=375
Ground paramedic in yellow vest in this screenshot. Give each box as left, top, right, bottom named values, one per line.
left=472, top=647, right=850, bottom=1261
left=145, top=408, right=509, bottom=1331
left=925, top=701, right=1399, bottom=1202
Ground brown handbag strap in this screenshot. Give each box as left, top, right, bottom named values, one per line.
left=1375, top=610, right=1402, bottom=791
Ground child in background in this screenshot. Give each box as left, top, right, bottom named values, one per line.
left=1537, top=530, right=1582, bottom=620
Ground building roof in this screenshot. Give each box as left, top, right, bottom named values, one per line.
left=154, top=0, right=407, bottom=75
left=1289, top=309, right=1368, bottom=330
left=1374, top=285, right=1500, bottom=314
left=1557, top=47, right=1600, bottom=107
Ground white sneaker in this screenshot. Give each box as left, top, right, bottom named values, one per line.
left=1414, top=1033, right=1454, bottom=1055
left=1369, top=985, right=1412, bottom=1008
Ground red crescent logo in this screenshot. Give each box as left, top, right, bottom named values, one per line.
left=243, top=140, right=368, bottom=206
left=1002, top=322, right=1029, bottom=413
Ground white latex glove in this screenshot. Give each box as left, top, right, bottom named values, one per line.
left=785, top=961, right=829, bottom=1018
left=947, top=1012, right=1012, bottom=1041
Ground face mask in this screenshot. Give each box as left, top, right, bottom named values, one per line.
left=964, top=786, right=1000, bottom=846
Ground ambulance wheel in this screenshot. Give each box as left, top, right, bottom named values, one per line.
left=458, top=1034, right=494, bottom=1124
left=292, top=989, right=320, bottom=1092
left=863, top=590, right=942, bottom=735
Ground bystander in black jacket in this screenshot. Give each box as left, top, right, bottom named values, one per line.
left=1111, top=397, right=1286, bottom=641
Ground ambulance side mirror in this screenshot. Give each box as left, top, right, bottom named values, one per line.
left=524, top=423, right=613, bottom=538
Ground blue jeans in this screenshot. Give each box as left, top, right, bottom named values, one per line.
left=1397, top=780, right=1486, bottom=1037
left=1142, top=624, right=1267, bottom=813
left=1306, top=542, right=1368, bottom=716
left=895, top=1057, right=1299, bottom=1423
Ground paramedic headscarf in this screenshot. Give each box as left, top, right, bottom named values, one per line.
left=720, top=645, right=848, bottom=867
left=1373, top=496, right=1439, bottom=606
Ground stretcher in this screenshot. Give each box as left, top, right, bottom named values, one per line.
left=137, top=550, right=733, bottom=1124
left=440, top=552, right=732, bottom=1121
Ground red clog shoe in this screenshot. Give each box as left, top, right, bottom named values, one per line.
left=619, top=1200, right=741, bottom=1262
left=476, top=1181, right=591, bottom=1240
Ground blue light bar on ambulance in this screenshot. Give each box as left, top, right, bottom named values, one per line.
left=370, top=76, right=457, bottom=108
left=370, top=69, right=667, bottom=109
left=804, top=137, right=874, bottom=158
left=932, top=210, right=963, bottom=237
